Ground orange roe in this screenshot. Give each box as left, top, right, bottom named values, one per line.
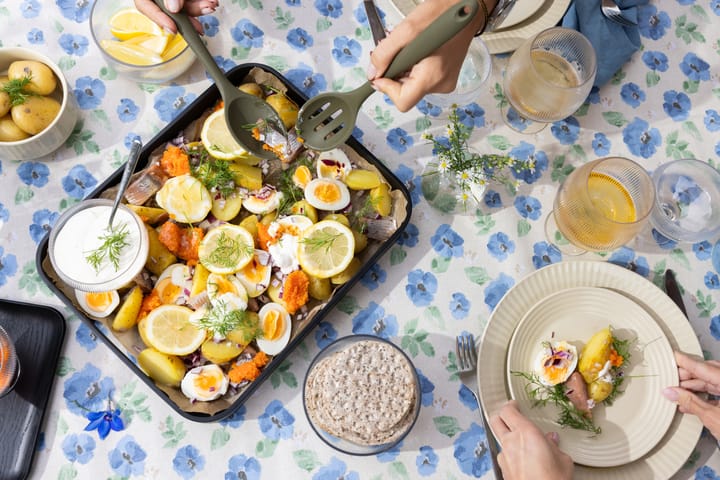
left=228, top=351, right=270, bottom=384
left=160, top=145, right=190, bottom=177
left=256, top=222, right=273, bottom=251
left=609, top=347, right=624, bottom=368
left=157, top=222, right=204, bottom=265
left=137, top=289, right=161, bottom=320
left=282, top=270, right=309, bottom=314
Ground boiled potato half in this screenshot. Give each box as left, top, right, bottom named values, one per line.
left=0, top=114, right=30, bottom=142
left=11, top=95, right=61, bottom=135
left=137, top=347, right=186, bottom=387
left=112, top=285, right=144, bottom=331
left=578, top=326, right=613, bottom=384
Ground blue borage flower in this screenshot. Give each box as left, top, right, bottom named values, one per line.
left=455, top=103, right=486, bottom=129
left=73, top=76, right=105, bottom=110
left=711, top=315, right=720, bottom=342
left=705, top=272, right=720, bottom=290
left=484, top=190, right=502, bottom=208
left=57, top=0, right=92, bottom=21
left=59, top=33, right=89, bottom=56
left=109, top=436, right=147, bottom=477
left=63, top=364, right=114, bottom=414
left=75, top=322, right=98, bottom=351
left=693, top=465, right=720, bottom=480
left=313, top=321, right=338, bottom=350
left=30, top=208, right=57, bottom=244
left=314, top=0, right=343, bottom=18
left=154, top=86, right=197, bottom=122
left=173, top=445, right=206, bottom=479
left=17, top=161, right=50, bottom=187
left=0, top=203, right=9, bottom=224
left=0, top=246, right=18, bottom=287
left=642, top=50, right=669, bottom=72
left=62, top=164, right=98, bottom=199
left=117, top=98, right=140, bottom=123
left=418, top=370, right=434, bottom=406
left=225, top=454, right=261, bottom=480
left=417, top=99, right=443, bottom=117
left=387, top=127, right=414, bottom=154
left=230, top=19, right=264, bottom=49
left=487, top=231, right=515, bottom=261
left=83, top=396, right=124, bottom=440
left=61, top=432, right=96, bottom=464
left=608, top=247, right=650, bottom=277
left=287, top=28, right=314, bottom=51
left=315, top=457, right=359, bottom=480
left=200, top=15, right=220, bottom=36
left=458, top=382, right=478, bottom=410
left=514, top=195, right=542, bottom=220
left=620, top=82, right=646, bottom=108
left=693, top=241, right=713, bottom=260
left=453, top=422, right=492, bottom=477
left=416, top=445, right=439, bottom=476
left=219, top=405, right=247, bottom=428
left=352, top=301, right=398, bottom=338
left=124, top=133, right=142, bottom=149
left=360, top=263, right=386, bottom=290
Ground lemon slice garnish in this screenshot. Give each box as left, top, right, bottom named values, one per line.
left=297, top=220, right=355, bottom=279
left=143, top=305, right=206, bottom=356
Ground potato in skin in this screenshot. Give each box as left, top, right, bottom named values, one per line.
left=0, top=114, right=30, bottom=142
left=8, top=60, right=57, bottom=95
left=11, top=95, right=61, bottom=135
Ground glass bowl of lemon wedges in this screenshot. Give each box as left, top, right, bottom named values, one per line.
left=90, top=0, right=196, bottom=83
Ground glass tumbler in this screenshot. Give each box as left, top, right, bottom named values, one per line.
left=546, top=157, right=656, bottom=255
left=0, top=326, right=19, bottom=398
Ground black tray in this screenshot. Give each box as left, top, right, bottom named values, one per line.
left=0, top=299, right=65, bottom=480
left=36, top=63, right=412, bottom=423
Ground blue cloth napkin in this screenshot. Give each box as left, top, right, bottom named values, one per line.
left=561, top=0, right=647, bottom=88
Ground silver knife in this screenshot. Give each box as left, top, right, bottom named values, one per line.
left=484, top=0, right=518, bottom=33
left=664, top=269, right=688, bottom=317
left=363, top=0, right=387, bottom=45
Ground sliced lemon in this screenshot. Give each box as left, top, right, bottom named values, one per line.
left=200, top=108, right=258, bottom=161
left=155, top=174, right=212, bottom=224
left=125, top=33, right=170, bottom=55
left=199, top=224, right=255, bottom=274
left=161, top=34, right=188, bottom=61
left=143, top=305, right=206, bottom=356
left=297, top=220, right=355, bottom=279
left=100, top=39, right=163, bottom=66
left=109, top=8, right=163, bottom=41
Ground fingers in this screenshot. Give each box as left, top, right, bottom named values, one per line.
left=135, top=0, right=179, bottom=33
left=371, top=77, right=424, bottom=113
left=544, top=431, right=560, bottom=445
left=675, top=351, right=720, bottom=382
left=663, top=387, right=720, bottom=440
left=680, top=378, right=720, bottom=396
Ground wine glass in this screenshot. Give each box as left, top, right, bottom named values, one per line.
left=545, top=157, right=656, bottom=255
left=502, top=27, right=597, bottom=133
left=649, top=158, right=720, bottom=243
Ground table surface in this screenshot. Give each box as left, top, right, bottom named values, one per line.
left=1, top=0, right=720, bottom=478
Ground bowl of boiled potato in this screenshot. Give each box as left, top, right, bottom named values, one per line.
left=0, top=47, right=79, bottom=161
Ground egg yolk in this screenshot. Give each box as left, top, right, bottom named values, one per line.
left=242, top=258, right=267, bottom=283
left=194, top=369, right=222, bottom=392
left=314, top=182, right=341, bottom=203
left=214, top=276, right=237, bottom=296
left=155, top=278, right=183, bottom=304
left=263, top=310, right=284, bottom=340
left=86, top=291, right=114, bottom=311
left=292, top=165, right=312, bottom=188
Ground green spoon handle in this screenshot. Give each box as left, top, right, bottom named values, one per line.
left=151, top=0, right=236, bottom=99
left=383, top=0, right=478, bottom=80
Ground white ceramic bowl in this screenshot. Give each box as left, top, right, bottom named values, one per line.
left=0, top=47, right=79, bottom=161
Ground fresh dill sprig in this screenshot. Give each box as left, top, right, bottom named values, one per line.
left=2, top=75, right=35, bottom=106
left=301, top=230, right=341, bottom=253
left=190, top=147, right=236, bottom=198
left=191, top=301, right=261, bottom=339
left=604, top=335, right=635, bottom=405
left=202, top=231, right=254, bottom=269
left=276, top=155, right=313, bottom=215
left=85, top=223, right=130, bottom=273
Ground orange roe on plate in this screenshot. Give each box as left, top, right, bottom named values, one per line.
left=282, top=270, right=309, bottom=314
left=228, top=351, right=269, bottom=384
left=609, top=347, right=624, bottom=368
left=160, top=145, right=190, bottom=177
left=157, top=222, right=204, bottom=265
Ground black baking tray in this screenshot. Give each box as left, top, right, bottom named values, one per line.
left=36, top=63, right=412, bottom=422
left=0, top=299, right=65, bottom=480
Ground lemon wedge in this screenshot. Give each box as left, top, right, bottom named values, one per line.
left=155, top=174, right=212, bottom=224
left=199, top=224, right=256, bottom=274
left=142, top=305, right=206, bottom=356
left=109, top=8, right=163, bottom=40
left=100, top=39, right=163, bottom=66
left=125, top=33, right=170, bottom=55
left=297, top=220, right=355, bottom=278
left=161, top=34, right=188, bottom=60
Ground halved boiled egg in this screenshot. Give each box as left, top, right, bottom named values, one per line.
left=207, top=272, right=248, bottom=311
left=534, top=340, right=578, bottom=386
left=75, top=289, right=119, bottom=318
left=292, top=164, right=313, bottom=188
left=316, top=149, right=352, bottom=180
left=243, top=185, right=284, bottom=214
left=256, top=302, right=291, bottom=356
left=180, top=364, right=229, bottom=401
left=304, top=178, right=351, bottom=211
left=236, top=249, right=272, bottom=297
left=155, top=263, right=193, bottom=305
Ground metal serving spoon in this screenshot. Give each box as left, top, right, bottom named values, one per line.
left=108, top=138, right=142, bottom=228
left=152, top=0, right=285, bottom=159
left=296, top=0, right=478, bottom=151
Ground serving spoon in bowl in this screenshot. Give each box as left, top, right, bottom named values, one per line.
left=296, top=0, right=478, bottom=151
left=151, top=0, right=285, bottom=159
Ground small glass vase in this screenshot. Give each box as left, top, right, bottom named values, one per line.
left=421, top=162, right=486, bottom=215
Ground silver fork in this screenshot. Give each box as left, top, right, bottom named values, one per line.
left=600, top=0, right=637, bottom=27
left=455, top=333, right=504, bottom=479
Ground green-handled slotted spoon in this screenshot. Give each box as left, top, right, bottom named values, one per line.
left=296, top=0, right=478, bottom=151
left=151, top=0, right=285, bottom=159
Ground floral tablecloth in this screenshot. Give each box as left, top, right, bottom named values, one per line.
left=1, top=0, right=720, bottom=478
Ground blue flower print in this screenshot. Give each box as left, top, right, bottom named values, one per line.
left=459, top=382, right=478, bottom=410
left=509, top=142, right=548, bottom=184
left=454, top=423, right=492, bottom=477
left=386, top=127, right=414, bottom=154
left=314, top=0, right=343, bottom=18
left=21, top=0, right=41, bottom=18
left=397, top=222, right=419, bottom=247
left=230, top=20, right=264, bottom=49
left=225, top=454, right=261, bottom=480
left=287, top=28, right=314, bottom=52
left=258, top=399, right=294, bottom=440
left=219, top=405, right=247, bottom=428
left=154, top=86, right=197, bottom=122
left=393, top=164, right=422, bottom=205
left=638, top=5, right=671, bottom=40
left=27, top=28, right=44, bottom=44
left=17, top=161, right=49, bottom=187
left=416, top=445, right=439, bottom=476
left=0, top=247, right=18, bottom=287
left=331, top=36, right=361, bottom=67
left=61, top=433, right=95, bottom=464
left=406, top=269, right=438, bottom=307
left=620, top=82, right=645, bottom=108
left=704, top=110, right=720, bottom=132
left=286, top=64, right=326, bottom=98
left=73, top=77, right=105, bottom=110
left=592, top=132, right=611, bottom=156
left=29, top=209, right=57, bottom=244
left=314, top=458, right=359, bottom=480
left=455, top=104, right=485, bottom=129
left=59, top=33, right=89, bottom=56
left=199, top=15, right=220, bottom=36
left=430, top=224, right=464, bottom=258
left=0, top=204, right=9, bottom=225
left=57, top=0, right=92, bottom=21
left=484, top=190, right=502, bottom=208
left=360, top=263, right=386, bottom=290
left=211, top=56, right=236, bottom=76
left=663, top=90, right=691, bottom=121
left=63, top=364, right=115, bottom=415
left=286, top=0, right=301, bottom=6
left=514, top=195, right=542, bottom=221
left=623, top=117, right=661, bottom=158
left=487, top=232, right=515, bottom=261
left=694, top=241, right=713, bottom=260
left=705, top=272, right=720, bottom=289
left=62, top=164, right=98, bottom=199
left=695, top=464, right=720, bottom=480
left=377, top=444, right=402, bottom=462
left=586, top=86, right=600, bottom=104
left=680, top=53, right=710, bottom=82
left=651, top=228, right=677, bottom=249
left=608, top=247, right=650, bottom=277
left=671, top=174, right=702, bottom=206
left=550, top=117, right=580, bottom=145
left=711, top=314, right=720, bottom=341
left=484, top=273, right=514, bottom=311
left=642, top=50, right=669, bottom=72
left=417, top=99, right=442, bottom=117
left=117, top=98, right=139, bottom=123
left=124, top=133, right=142, bottom=149
left=449, top=292, right=470, bottom=320
left=173, top=445, right=206, bottom=479
left=417, top=369, right=434, bottom=406
left=76, top=322, right=98, bottom=351
left=505, top=105, right=533, bottom=132
left=532, top=241, right=561, bottom=269
left=109, top=436, right=146, bottom=477
left=352, top=301, right=398, bottom=338
left=314, top=321, right=338, bottom=349
left=354, top=2, right=385, bottom=26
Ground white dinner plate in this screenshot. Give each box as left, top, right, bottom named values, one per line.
left=478, top=260, right=703, bottom=479
left=506, top=287, right=678, bottom=467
